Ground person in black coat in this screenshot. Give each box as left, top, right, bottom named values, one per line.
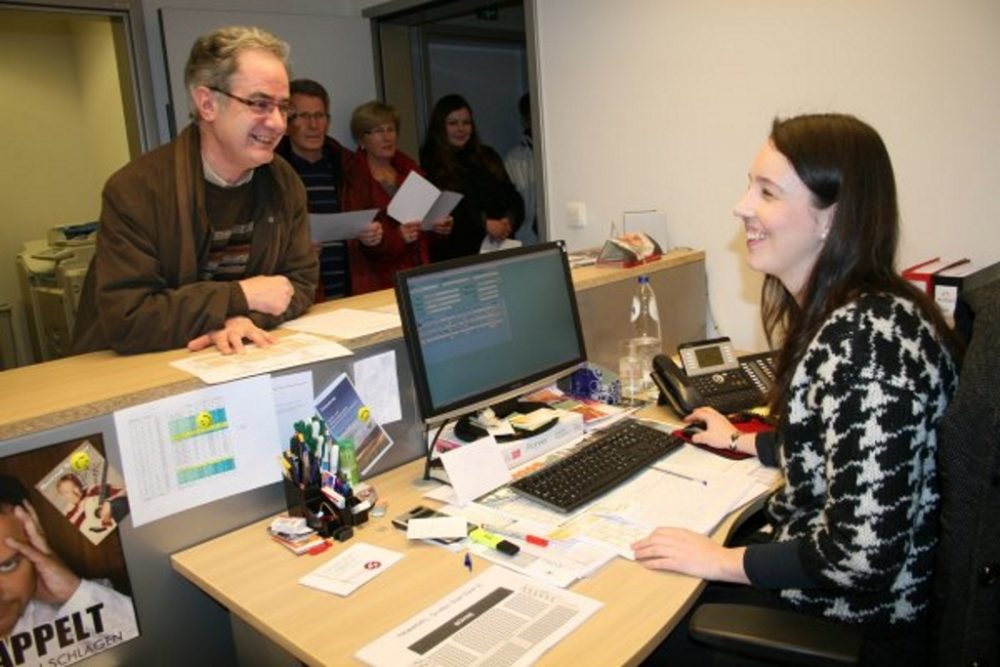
left=420, top=94, right=524, bottom=261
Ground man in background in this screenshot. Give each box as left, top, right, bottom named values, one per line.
left=504, top=92, right=538, bottom=245
left=276, top=79, right=351, bottom=300
left=72, top=25, right=317, bottom=356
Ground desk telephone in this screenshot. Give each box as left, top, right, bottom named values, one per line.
left=652, top=337, right=776, bottom=415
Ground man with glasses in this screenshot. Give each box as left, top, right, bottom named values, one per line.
left=72, top=26, right=317, bottom=355
left=276, top=79, right=351, bottom=300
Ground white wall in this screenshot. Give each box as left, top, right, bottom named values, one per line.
left=534, top=0, right=1000, bottom=351
left=139, top=0, right=361, bottom=145
left=0, top=11, right=131, bottom=364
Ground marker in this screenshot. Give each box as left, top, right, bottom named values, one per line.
left=483, top=524, right=549, bottom=548
left=469, top=527, right=519, bottom=556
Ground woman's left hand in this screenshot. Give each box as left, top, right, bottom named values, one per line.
left=485, top=217, right=512, bottom=240
left=400, top=221, right=421, bottom=243
left=632, top=527, right=749, bottom=583
left=432, top=215, right=453, bottom=236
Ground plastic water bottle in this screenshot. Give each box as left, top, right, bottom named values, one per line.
left=338, top=438, right=360, bottom=487
left=627, top=275, right=661, bottom=393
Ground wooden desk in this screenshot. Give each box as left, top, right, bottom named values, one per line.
left=172, top=405, right=760, bottom=666
left=0, top=249, right=707, bottom=666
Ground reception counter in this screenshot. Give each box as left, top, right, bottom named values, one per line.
left=0, top=248, right=705, bottom=665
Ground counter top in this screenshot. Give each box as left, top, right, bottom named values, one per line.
left=0, top=249, right=703, bottom=442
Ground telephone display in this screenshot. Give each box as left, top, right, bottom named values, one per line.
left=652, top=337, right=775, bottom=416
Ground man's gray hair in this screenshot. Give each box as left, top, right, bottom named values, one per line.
left=184, top=26, right=291, bottom=120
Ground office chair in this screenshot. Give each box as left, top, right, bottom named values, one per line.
left=688, top=280, right=1000, bottom=666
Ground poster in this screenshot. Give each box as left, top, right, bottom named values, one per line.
left=314, top=373, right=394, bottom=475
left=34, top=441, right=128, bottom=546
left=0, top=434, right=140, bottom=666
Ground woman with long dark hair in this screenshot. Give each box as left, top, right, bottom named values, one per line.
left=420, top=94, right=523, bottom=261
left=633, top=113, right=960, bottom=665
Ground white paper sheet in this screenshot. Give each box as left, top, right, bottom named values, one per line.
left=387, top=170, right=439, bottom=223
left=309, top=209, right=377, bottom=242
left=270, top=371, right=315, bottom=445
left=169, top=332, right=352, bottom=384
left=440, top=437, right=512, bottom=506
left=479, top=237, right=522, bottom=253
left=421, top=189, right=463, bottom=229
left=299, top=542, right=403, bottom=596
left=113, top=375, right=281, bottom=527
left=386, top=171, right=462, bottom=227
left=353, top=350, right=402, bottom=424
left=281, top=308, right=401, bottom=339
left=406, top=516, right=468, bottom=540
left=355, top=566, right=602, bottom=667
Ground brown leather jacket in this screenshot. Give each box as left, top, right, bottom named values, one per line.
left=72, top=125, right=317, bottom=354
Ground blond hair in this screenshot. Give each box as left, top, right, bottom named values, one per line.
left=350, top=101, right=400, bottom=142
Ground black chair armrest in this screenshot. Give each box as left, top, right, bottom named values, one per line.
left=688, top=603, right=863, bottom=666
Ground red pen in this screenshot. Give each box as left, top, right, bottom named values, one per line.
left=483, top=524, right=549, bottom=548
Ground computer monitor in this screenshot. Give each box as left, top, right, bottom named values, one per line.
left=395, top=241, right=587, bottom=430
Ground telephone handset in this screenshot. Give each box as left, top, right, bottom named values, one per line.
left=651, top=337, right=775, bottom=416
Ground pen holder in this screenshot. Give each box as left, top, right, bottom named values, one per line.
left=283, top=479, right=337, bottom=537
left=282, top=479, right=368, bottom=538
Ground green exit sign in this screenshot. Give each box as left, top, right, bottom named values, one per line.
left=476, top=5, right=499, bottom=21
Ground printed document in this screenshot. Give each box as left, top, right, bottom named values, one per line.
left=113, top=375, right=280, bottom=527
left=299, top=542, right=403, bottom=596
left=355, top=566, right=602, bottom=667
left=170, top=332, right=352, bottom=384
left=282, top=308, right=401, bottom=340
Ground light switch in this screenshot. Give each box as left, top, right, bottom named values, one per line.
left=566, top=201, right=587, bottom=228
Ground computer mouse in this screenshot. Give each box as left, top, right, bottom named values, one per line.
left=681, top=420, right=707, bottom=438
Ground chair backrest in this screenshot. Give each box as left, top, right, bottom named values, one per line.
left=932, top=279, right=1000, bottom=666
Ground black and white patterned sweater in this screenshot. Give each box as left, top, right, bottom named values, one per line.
left=745, top=293, right=957, bottom=629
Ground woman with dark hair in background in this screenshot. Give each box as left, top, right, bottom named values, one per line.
left=633, top=113, right=960, bottom=666
left=420, top=94, right=523, bottom=261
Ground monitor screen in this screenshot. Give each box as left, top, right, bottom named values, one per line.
left=395, top=241, right=587, bottom=425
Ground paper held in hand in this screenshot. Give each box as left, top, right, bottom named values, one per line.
left=387, top=170, right=463, bottom=229
left=309, top=209, right=378, bottom=242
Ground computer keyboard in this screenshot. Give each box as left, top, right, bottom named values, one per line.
left=509, top=419, right=684, bottom=512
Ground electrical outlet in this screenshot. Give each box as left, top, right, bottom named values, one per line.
left=566, top=201, right=587, bottom=228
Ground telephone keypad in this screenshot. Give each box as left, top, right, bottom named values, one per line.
left=690, top=369, right=752, bottom=396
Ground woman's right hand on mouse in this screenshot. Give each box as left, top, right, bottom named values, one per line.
left=685, top=407, right=740, bottom=450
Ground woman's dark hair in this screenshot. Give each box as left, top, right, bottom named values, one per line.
left=420, top=94, right=505, bottom=186
left=762, top=113, right=960, bottom=414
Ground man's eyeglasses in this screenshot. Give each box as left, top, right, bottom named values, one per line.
left=290, top=111, right=330, bottom=123
left=209, top=87, right=294, bottom=117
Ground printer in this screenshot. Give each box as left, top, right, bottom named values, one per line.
left=16, top=222, right=97, bottom=361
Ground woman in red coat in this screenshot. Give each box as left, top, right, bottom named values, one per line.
left=341, top=101, right=452, bottom=294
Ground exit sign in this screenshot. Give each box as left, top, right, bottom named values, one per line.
left=476, top=5, right=499, bottom=21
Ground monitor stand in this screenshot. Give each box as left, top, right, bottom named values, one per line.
left=453, top=399, right=559, bottom=443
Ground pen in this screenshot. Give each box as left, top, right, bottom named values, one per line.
left=482, top=523, right=549, bottom=548
left=662, top=469, right=708, bottom=486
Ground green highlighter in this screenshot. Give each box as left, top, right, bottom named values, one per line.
left=469, top=527, right=520, bottom=556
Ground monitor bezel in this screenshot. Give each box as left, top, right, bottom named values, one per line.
left=394, top=241, right=588, bottom=427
